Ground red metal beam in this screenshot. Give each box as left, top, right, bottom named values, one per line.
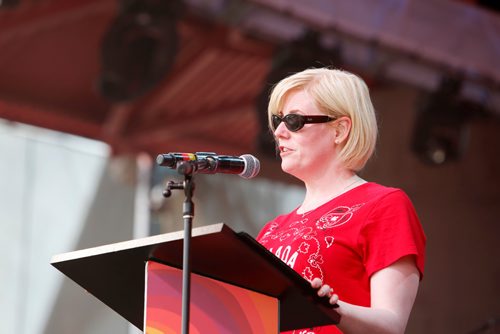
left=0, top=99, right=103, bottom=140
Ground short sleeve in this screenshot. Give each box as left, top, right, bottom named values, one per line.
left=359, top=190, right=426, bottom=279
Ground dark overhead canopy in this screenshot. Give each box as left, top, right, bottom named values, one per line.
left=0, top=0, right=499, bottom=164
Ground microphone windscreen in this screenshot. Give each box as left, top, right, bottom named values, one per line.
left=239, top=154, right=260, bottom=179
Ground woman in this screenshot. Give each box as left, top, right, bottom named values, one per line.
left=256, top=68, right=426, bottom=334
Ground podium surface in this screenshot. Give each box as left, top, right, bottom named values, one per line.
left=51, top=223, right=340, bottom=331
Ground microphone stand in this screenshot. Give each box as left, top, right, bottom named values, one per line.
left=162, top=161, right=197, bottom=334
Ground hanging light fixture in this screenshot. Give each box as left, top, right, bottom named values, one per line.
left=98, top=0, right=183, bottom=102
left=411, top=76, right=471, bottom=165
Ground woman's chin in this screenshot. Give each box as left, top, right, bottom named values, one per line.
left=281, top=162, right=301, bottom=178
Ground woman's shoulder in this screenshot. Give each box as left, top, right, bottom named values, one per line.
left=353, top=181, right=403, bottom=197
left=349, top=182, right=414, bottom=207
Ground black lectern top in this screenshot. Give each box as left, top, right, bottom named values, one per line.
left=51, top=223, right=340, bottom=331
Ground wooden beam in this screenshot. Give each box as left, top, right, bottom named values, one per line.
left=0, top=99, right=102, bottom=140
left=0, top=0, right=115, bottom=44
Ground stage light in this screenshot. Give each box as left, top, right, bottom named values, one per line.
left=411, top=76, right=470, bottom=165
left=98, top=0, right=183, bottom=102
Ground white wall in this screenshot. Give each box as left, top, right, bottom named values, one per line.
left=0, top=121, right=130, bottom=334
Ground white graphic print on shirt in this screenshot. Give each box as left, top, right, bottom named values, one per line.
left=261, top=204, right=364, bottom=282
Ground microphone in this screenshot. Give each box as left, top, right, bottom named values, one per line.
left=156, top=152, right=260, bottom=179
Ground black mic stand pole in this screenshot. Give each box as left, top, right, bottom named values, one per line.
left=162, top=161, right=197, bottom=334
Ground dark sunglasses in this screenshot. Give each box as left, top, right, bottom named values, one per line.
left=271, top=114, right=336, bottom=132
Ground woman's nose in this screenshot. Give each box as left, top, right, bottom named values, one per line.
left=273, top=121, right=289, bottom=138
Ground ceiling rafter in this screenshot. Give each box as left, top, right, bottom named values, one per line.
left=0, top=0, right=114, bottom=45
left=0, top=99, right=102, bottom=139
left=130, top=99, right=257, bottom=145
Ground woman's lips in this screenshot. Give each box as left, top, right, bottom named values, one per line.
left=279, top=146, right=293, bottom=156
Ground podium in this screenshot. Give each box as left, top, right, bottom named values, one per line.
left=51, top=223, right=340, bottom=332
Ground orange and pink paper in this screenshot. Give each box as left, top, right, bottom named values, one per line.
left=144, top=261, right=279, bottom=334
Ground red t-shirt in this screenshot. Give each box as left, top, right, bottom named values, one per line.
left=256, top=182, right=426, bottom=334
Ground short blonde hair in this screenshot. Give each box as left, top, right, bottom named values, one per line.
left=268, top=67, right=378, bottom=171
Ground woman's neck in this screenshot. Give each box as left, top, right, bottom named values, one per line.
left=298, top=171, right=365, bottom=214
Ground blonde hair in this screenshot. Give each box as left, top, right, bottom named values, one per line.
left=268, top=67, right=378, bottom=171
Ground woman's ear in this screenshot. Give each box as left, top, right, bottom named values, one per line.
left=334, top=117, right=352, bottom=145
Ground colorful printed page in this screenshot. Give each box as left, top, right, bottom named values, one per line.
left=144, top=260, right=279, bottom=334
